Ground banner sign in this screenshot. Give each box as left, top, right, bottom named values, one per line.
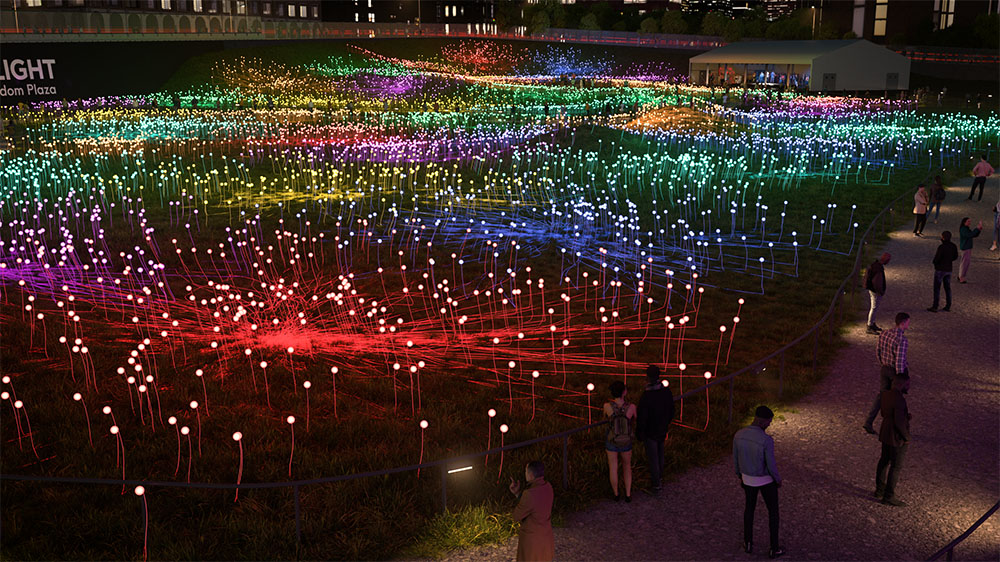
left=0, top=58, right=59, bottom=98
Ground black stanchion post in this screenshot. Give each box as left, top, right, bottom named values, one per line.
left=440, top=467, right=448, bottom=512
left=561, top=436, right=569, bottom=490
left=779, top=352, right=785, bottom=397
left=728, top=379, right=734, bottom=423
left=293, top=485, right=302, bottom=545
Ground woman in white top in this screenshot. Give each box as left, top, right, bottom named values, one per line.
left=913, top=184, right=929, bottom=237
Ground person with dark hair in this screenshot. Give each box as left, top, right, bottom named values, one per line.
left=636, top=365, right=675, bottom=492
left=509, top=461, right=554, bottom=561
left=912, top=184, right=929, bottom=236
left=733, top=405, right=784, bottom=559
left=969, top=154, right=993, bottom=201
left=864, top=253, right=891, bottom=334
left=864, top=312, right=910, bottom=434
left=958, top=217, right=983, bottom=283
left=603, top=380, right=636, bottom=502
left=929, top=175, right=946, bottom=223
left=875, top=376, right=911, bottom=506
left=927, top=231, right=958, bottom=312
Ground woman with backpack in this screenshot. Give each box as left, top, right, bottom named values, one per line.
left=604, top=381, right=636, bottom=503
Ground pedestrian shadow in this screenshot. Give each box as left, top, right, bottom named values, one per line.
left=791, top=465, right=875, bottom=501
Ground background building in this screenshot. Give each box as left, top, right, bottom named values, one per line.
left=7, top=0, right=321, bottom=20
left=817, top=0, right=998, bottom=44
left=689, top=39, right=911, bottom=91
left=321, top=1, right=495, bottom=24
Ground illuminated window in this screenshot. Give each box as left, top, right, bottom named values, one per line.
left=873, top=0, right=888, bottom=37
left=160, top=0, right=172, bottom=9
left=354, top=12, right=359, bottom=22
left=299, top=5, right=306, bottom=17
left=311, top=6, right=317, bottom=17
left=368, top=12, right=375, bottom=22
left=236, top=1, right=246, bottom=14
left=26, top=0, right=42, bottom=6
left=193, top=0, right=203, bottom=12
left=262, top=2, right=270, bottom=15
left=287, top=4, right=294, bottom=16
left=936, top=0, right=956, bottom=29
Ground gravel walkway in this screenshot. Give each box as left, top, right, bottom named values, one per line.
left=432, top=178, right=999, bottom=561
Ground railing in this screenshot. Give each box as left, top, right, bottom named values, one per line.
left=0, top=180, right=914, bottom=548
left=0, top=13, right=722, bottom=50
left=1, top=420, right=609, bottom=545
left=926, top=501, right=999, bottom=561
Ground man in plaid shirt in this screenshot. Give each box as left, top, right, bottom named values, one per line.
left=864, top=312, right=910, bottom=434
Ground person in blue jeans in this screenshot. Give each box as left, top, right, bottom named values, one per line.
left=927, top=231, right=958, bottom=312
left=636, top=365, right=675, bottom=493
left=733, top=406, right=785, bottom=559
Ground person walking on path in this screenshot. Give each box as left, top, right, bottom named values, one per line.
left=969, top=155, right=994, bottom=201
left=636, top=365, right=675, bottom=493
left=864, top=253, right=891, bottom=334
left=929, top=176, right=946, bottom=224
left=864, top=312, right=910, bottom=434
left=733, top=405, right=785, bottom=559
left=604, top=381, right=636, bottom=502
left=957, top=217, right=983, bottom=283
left=509, top=460, right=555, bottom=562
left=875, top=375, right=911, bottom=507
left=927, top=231, right=959, bottom=312
left=913, top=184, right=929, bottom=236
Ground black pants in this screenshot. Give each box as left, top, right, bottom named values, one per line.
left=644, top=437, right=665, bottom=487
left=742, top=482, right=779, bottom=550
left=865, top=366, right=898, bottom=428
left=969, top=176, right=986, bottom=200
left=913, top=213, right=927, bottom=234
left=875, top=442, right=908, bottom=500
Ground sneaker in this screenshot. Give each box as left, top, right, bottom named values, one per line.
left=744, top=541, right=753, bottom=554
left=863, top=424, right=877, bottom=435
left=990, top=244, right=998, bottom=251
left=769, top=547, right=787, bottom=559
left=866, top=326, right=879, bottom=335
left=881, top=497, right=907, bottom=507
left=871, top=323, right=883, bottom=332
left=926, top=307, right=938, bottom=312
left=614, top=493, right=620, bottom=502
left=625, top=494, right=632, bottom=503
left=941, top=307, right=950, bottom=312
left=873, top=489, right=884, bottom=499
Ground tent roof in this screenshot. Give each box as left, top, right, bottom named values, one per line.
left=690, top=40, right=865, bottom=65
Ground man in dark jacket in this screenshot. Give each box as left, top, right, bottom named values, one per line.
left=927, top=231, right=959, bottom=312
left=875, top=375, right=911, bottom=506
left=636, top=364, right=675, bottom=492
left=864, top=253, right=891, bottom=334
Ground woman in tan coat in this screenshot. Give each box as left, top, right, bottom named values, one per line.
left=509, top=460, right=554, bottom=562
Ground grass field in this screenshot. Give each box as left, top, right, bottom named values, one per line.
left=1, top=39, right=996, bottom=561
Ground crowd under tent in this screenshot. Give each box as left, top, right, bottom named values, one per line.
left=688, top=39, right=911, bottom=92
